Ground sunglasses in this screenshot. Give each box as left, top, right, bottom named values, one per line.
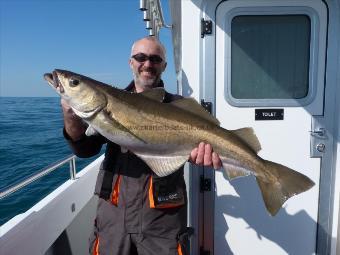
left=131, top=53, right=163, bottom=64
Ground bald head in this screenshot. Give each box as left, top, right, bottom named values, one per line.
left=131, top=37, right=166, bottom=61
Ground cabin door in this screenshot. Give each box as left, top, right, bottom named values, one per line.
left=214, top=1, right=327, bottom=254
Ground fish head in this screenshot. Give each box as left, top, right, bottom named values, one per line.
left=44, top=69, right=107, bottom=118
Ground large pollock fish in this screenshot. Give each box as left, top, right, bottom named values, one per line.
left=44, top=69, right=314, bottom=216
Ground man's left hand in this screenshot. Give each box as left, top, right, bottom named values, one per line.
left=189, top=142, right=222, bottom=169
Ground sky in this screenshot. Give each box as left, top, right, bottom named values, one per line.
left=0, top=0, right=177, bottom=97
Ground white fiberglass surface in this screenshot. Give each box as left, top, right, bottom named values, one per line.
left=214, top=0, right=327, bottom=254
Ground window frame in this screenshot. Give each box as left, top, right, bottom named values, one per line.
left=222, top=4, right=325, bottom=107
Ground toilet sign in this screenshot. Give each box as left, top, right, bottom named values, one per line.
left=255, top=109, right=284, bottom=120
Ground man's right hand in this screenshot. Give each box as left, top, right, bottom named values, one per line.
left=61, top=98, right=87, bottom=141
left=189, top=142, right=222, bottom=169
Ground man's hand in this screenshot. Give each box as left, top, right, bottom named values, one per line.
left=61, top=98, right=87, bottom=141
left=190, top=142, right=222, bottom=169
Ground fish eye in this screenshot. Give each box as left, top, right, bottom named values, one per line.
left=69, top=78, right=80, bottom=87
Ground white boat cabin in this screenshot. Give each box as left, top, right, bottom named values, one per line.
left=0, top=0, right=339, bottom=254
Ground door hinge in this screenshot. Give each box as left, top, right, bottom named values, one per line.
left=200, top=175, right=211, bottom=192
left=200, top=247, right=211, bottom=255
left=201, top=19, right=212, bottom=38
left=201, top=99, right=212, bottom=114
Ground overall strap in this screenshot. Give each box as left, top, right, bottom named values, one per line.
left=98, top=142, right=121, bottom=199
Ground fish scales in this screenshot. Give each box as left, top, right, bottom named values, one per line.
left=44, top=69, right=315, bottom=216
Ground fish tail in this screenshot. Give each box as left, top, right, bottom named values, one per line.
left=256, top=160, right=314, bottom=216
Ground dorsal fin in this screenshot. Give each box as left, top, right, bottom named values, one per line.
left=140, top=87, right=165, bottom=102
left=171, top=98, right=220, bottom=125
left=231, top=127, right=261, bottom=153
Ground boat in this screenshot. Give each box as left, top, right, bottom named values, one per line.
left=1, top=0, right=340, bottom=254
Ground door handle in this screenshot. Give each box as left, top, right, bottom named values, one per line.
left=310, top=128, right=325, bottom=137
left=310, top=117, right=326, bottom=158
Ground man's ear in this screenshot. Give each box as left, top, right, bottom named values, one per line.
left=129, top=59, right=133, bottom=69
left=162, top=62, right=167, bottom=71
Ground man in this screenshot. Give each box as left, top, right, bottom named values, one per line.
left=61, top=36, right=221, bottom=255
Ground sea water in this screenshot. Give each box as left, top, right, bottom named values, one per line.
left=0, top=97, right=103, bottom=225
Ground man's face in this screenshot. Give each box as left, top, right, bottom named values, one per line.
left=129, top=39, right=167, bottom=92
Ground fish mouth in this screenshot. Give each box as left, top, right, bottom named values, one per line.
left=43, top=71, right=65, bottom=94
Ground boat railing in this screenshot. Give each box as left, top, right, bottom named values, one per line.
left=139, top=0, right=171, bottom=37
left=0, top=154, right=76, bottom=200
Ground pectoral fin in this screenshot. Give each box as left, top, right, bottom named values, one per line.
left=85, top=125, right=98, bottom=136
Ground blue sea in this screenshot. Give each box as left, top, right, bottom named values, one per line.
left=0, top=97, right=104, bottom=226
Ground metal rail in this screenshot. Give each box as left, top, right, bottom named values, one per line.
left=155, top=0, right=172, bottom=28
left=0, top=154, right=77, bottom=200
left=139, top=0, right=172, bottom=37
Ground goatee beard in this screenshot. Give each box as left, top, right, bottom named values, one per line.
left=133, top=73, right=161, bottom=90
